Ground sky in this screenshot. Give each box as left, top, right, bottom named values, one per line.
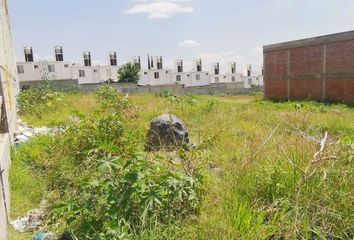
left=8, top=0, right=354, bottom=74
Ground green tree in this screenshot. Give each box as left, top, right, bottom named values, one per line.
left=117, top=62, right=140, bottom=83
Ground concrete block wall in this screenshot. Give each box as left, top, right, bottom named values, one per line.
left=0, top=134, right=10, bottom=240
left=20, top=79, right=79, bottom=91
left=0, top=0, right=20, bottom=238
left=264, top=31, right=354, bottom=103
left=77, top=82, right=259, bottom=95
left=0, top=0, right=19, bottom=140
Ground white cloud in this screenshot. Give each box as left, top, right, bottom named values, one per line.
left=178, top=40, right=200, bottom=48
left=125, top=0, right=194, bottom=19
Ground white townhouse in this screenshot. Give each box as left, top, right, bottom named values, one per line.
left=242, top=64, right=263, bottom=88
left=139, top=56, right=172, bottom=86
left=71, top=52, right=121, bottom=84
left=170, top=59, right=210, bottom=87
left=17, top=47, right=72, bottom=82
left=16, top=47, right=263, bottom=88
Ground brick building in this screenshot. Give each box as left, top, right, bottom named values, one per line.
left=263, top=31, right=354, bottom=103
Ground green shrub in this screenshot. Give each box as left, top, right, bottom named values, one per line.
left=117, top=62, right=140, bottom=83
left=17, top=84, right=64, bottom=115
left=23, top=86, right=204, bottom=239
left=156, top=89, right=173, bottom=99
left=185, top=94, right=199, bottom=106
left=51, top=155, right=201, bottom=239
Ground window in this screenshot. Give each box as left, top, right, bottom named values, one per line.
left=248, top=78, right=252, bottom=85
left=154, top=72, right=159, bottom=79
left=64, top=64, right=69, bottom=68
left=79, top=69, right=85, bottom=77
left=144, top=72, right=147, bottom=75
left=176, top=75, right=181, bottom=82
left=165, top=71, right=169, bottom=74
left=34, top=65, right=39, bottom=69
left=206, top=73, right=209, bottom=76
left=187, top=74, right=190, bottom=77
left=196, top=74, right=200, bottom=81
left=231, top=68, right=236, bottom=74
left=215, top=77, right=219, bottom=83
left=94, top=69, right=98, bottom=73
left=232, top=76, right=236, bottom=82
left=177, top=66, right=183, bottom=73
left=224, top=76, right=226, bottom=78
left=110, top=59, right=117, bottom=66
left=197, top=65, right=202, bottom=72
left=17, top=65, right=24, bottom=74
left=215, top=69, right=219, bottom=75
left=157, top=63, right=163, bottom=69
left=48, top=65, right=55, bottom=73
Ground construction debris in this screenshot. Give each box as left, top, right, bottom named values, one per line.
left=10, top=208, right=44, bottom=232
left=14, top=119, right=50, bottom=143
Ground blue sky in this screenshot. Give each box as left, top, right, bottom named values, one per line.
left=8, top=0, right=354, bottom=73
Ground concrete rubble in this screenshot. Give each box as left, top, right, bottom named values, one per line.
left=10, top=208, right=44, bottom=233
left=146, top=114, right=190, bottom=151
left=10, top=199, right=47, bottom=233
left=14, top=119, right=51, bottom=143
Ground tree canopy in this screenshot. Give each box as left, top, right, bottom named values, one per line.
left=117, top=62, right=140, bottom=83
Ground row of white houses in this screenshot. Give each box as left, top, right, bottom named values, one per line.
left=17, top=47, right=263, bottom=88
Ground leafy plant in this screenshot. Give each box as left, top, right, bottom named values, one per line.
left=12, top=91, right=354, bottom=240
left=156, top=89, right=173, bottom=98
left=17, top=84, right=64, bottom=115
left=117, top=62, right=140, bottom=83
left=17, top=86, right=204, bottom=239
left=185, top=94, right=199, bottom=106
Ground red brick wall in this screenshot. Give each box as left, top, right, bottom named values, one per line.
left=326, top=78, right=354, bottom=102
left=326, top=40, right=354, bottom=73
left=264, top=50, right=288, bottom=78
left=289, top=79, right=323, bottom=100
left=289, top=45, right=323, bottom=75
left=264, top=36, right=354, bottom=103
left=264, top=79, right=287, bottom=99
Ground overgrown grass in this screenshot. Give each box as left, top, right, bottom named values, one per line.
left=10, top=89, right=354, bottom=239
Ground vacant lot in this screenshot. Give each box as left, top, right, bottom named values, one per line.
left=9, top=88, right=354, bottom=239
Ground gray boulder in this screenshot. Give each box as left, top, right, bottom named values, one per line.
left=146, top=114, right=189, bottom=151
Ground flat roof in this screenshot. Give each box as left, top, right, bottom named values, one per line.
left=264, top=30, right=354, bottom=52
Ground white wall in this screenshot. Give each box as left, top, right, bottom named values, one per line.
left=17, top=61, right=72, bottom=82
left=222, top=73, right=243, bottom=83
left=16, top=62, right=41, bottom=82
left=171, top=72, right=190, bottom=86
left=72, top=65, right=101, bottom=85
left=100, top=65, right=121, bottom=82
left=171, top=71, right=210, bottom=87
left=243, top=75, right=263, bottom=88
left=139, top=69, right=172, bottom=86
left=190, top=72, right=210, bottom=86
left=17, top=61, right=123, bottom=85
left=210, top=74, right=221, bottom=84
